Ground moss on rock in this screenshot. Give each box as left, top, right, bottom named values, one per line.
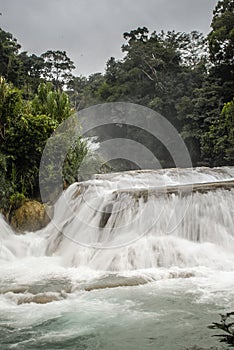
left=10, top=200, right=51, bottom=232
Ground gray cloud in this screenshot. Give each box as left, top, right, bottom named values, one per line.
left=0, top=0, right=217, bottom=76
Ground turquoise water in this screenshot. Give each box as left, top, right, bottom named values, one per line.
left=1, top=167, right=234, bottom=349
left=0, top=261, right=233, bottom=349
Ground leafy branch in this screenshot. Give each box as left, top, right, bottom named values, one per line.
left=208, top=312, right=234, bottom=347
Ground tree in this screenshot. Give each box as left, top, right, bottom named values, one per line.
left=41, top=50, right=75, bottom=89
left=120, top=28, right=207, bottom=129
left=0, top=76, right=23, bottom=140
left=0, top=77, right=86, bottom=207
left=31, top=82, right=73, bottom=122
left=3, top=113, right=58, bottom=196
left=201, top=97, right=234, bottom=165
left=18, top=52, right=45, bottom=96
left=122, top=28, right=181, bottom=85
left=67, top=75, right=88, bottom=109
left=0, top=151, right=14, bottom=211
left=208, top=0, right=234, bottom=103
left=0, top=27, right=21, bottom=86
left=208, top=0, right=234, bottom=65
left=80, top=73, right=106, bottom=107
left=0, top=78, right=58, bottom=199
left=174, top=31, right=208, bottom=68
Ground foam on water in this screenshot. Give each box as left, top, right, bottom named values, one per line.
left=1, top=166, right=234, bottom=270
left=0, top=166, right=234, bottom=349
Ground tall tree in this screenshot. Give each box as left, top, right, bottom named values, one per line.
left=0, top=27, right=21, bottom=86
left=201, top=98, right=234, bottom=165
left=18, top=52, right=45, bottom=96
left=0, top=76, right=23, bottom=140
left=208, top=0, right=234, bottom=103
left=67, top=76, right=88, bottom=109
left=208, top=0, right=234, bottom=65
left=41, top=50, right=75, bottom=89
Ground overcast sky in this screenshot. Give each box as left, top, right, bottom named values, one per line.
left=0, top=0, right=217, bottom=76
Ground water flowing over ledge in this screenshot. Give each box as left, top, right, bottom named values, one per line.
left=0, top=166, right=234, bottom=349
left=0, top=166, right=234, bottom=272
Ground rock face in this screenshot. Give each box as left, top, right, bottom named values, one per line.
left=10, top=200, right=51, bottom=232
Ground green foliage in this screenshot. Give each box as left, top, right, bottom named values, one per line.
left=9, top=192, right=26, bottom=210
left=208, top=311, right=234, bottom=346
left=18, top=52, right=45, bottom=97
left=67, top=76, right=88, bottom=109
left=201, top=98, right=234, bottom=165
left=208, top=0, right=234, bottom=65
left=0, top=77, right=86, bottom=211
left=41, top=50, right=75, bottom=89
left=63, top=137, right=88, bottom=185
left=3, top=112, right=58, bottom=196
left=0, top=27, right=21, bottom=86
left=39, top=120, right=88, bottom=202
left=0, top=28, right=77, bottom=94
left=208, top=0, right=234, bottom=103
left=0, top=76, right=23, bottom=139
left=31, top=82, right=73, bottom=122
left=0, top=152, right=14, bottom=211
left=104, top=28, right=209, bottom=131
left=0, top=1, right=234, bottom=213
left=77, top=149, right=111, bottom=181
left=65, top=19, right=233, bottom=167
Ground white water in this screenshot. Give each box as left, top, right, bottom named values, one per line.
left=0, top=166, right=234, bottom=349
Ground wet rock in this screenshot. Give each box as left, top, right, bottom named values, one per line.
left=16, top=293, right=63, bottom=305
left=10, top=200, right=52, bottom=232
left=99, top=203, right=113, bottom=228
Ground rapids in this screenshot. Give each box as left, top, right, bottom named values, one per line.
left=0, top=166, right=234, bottom=349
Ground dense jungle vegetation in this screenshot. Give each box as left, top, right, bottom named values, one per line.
left=0, top=0, right=233, bottom=212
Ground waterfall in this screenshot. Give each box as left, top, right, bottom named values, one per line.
left=0, top=166, right=234, bottom=271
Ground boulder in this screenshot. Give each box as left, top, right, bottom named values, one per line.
left=10, top=200, right=51, bottom=232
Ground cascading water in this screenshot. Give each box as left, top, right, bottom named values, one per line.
left=0, top=166, right=234, bottom=350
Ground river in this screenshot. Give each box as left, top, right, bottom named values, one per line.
left=0, top=166, right=234, bottom=349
